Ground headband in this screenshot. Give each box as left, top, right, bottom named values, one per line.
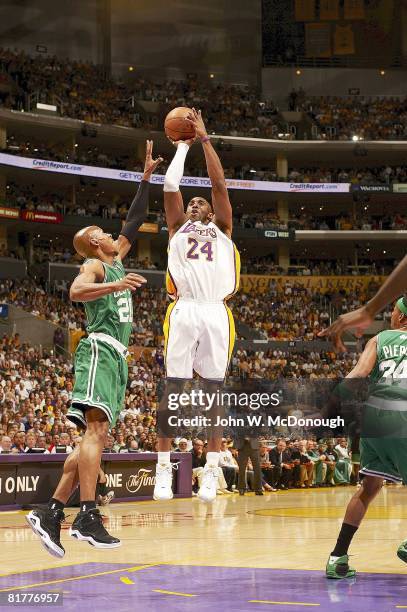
left=396, top=297, right=407, bottom=316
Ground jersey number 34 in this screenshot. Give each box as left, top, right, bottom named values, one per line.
left=379, top=358, right=407, bottom=379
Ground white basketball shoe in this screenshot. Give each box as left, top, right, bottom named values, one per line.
left=198, top=465, right=219, bottom=503
left=153, top=463, right=174, bottom=501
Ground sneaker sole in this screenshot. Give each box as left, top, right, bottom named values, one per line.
left=397, top=549, right=407, bottom=563
left=198, top=491, right=216, bottom=503
left=326, top=572, right=356, bottom=579
left=153, top=490, right=173, bottom=501
left=69, top=528, right=121, bottom=548
left=25, top=513, right=65, bottom=559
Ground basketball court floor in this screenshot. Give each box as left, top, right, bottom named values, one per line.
left=0, top=486, right=406, bottom=611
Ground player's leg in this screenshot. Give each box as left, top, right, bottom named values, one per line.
left=154, top=377, right=185, bottom=500
left=327, top=436, right=391, bottom=578
left=194, top=303, right=234, bottom=502
left=326, top=474, right=383, bottom=579
left=26, top=446, right=80, bottom=558
left=69, top=408, right=120, bottom=547
left=97, top=467, right=115, bottom=506
left=69, top=343, right=122, bottom=548
left=154, top=300, right=197, bottom=501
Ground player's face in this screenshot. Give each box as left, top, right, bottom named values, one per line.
left=391, top=304, right=407, bottom=329
left=91, top=229, right=119, bottom=255
left=186, top=197, right=213, bottom=223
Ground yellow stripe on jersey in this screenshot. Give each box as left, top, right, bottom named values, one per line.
left=233, top=244, right=241, bottom=295
left=225, top=244, right=241, bottom=301
left=225, top=304, right=236, bottom=366
left=165, top=269, right=177, bottom=299
left=163, top=300, right=177, bottom=365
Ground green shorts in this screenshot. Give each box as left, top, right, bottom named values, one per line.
left=360, top=437, right=407, bottom=484
left=68, top=336, right=128, bottom=429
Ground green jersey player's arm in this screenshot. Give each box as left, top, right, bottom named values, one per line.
left=117, top=140, right=163, bottom=259
left=346, top=336, right=378, bottom=379
left=70, top=260, right=145, bottom=302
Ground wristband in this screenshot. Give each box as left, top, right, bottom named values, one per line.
left=201, top=136, right=210, bottom=143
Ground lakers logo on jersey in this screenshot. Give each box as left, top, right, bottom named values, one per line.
left=167, top=220, right=240, bottom=302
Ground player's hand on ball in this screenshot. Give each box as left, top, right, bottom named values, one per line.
left=117, top=273, right=147, bottom=292
left=318, top=305, right=374, bottom=352
left=142, top=140, right=163, bottom=181
left=186, top=108, right=208, bottom=140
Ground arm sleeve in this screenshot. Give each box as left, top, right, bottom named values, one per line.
left=163, top=143, right=189, bottom=192
left=119, top=179, right=150, bottom=243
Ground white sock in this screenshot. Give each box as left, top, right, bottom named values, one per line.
left=163, top=143, right=189, bottom=192
left=206, top=452, right=220, bottom=467
left=158, top=451, right=171, bottom=465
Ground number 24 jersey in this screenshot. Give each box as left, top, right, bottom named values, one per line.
left=166, top=220, right=240, bottom=302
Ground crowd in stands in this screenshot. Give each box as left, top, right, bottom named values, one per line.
left=0, top=49, right=406, bottom=141
left=4, top=180, right=407, bottom=243
left=4, top=137, right=407, bottom=185
left=0, top=331, right=359, bottom=488
left=0, top=48, right=279, bottom=136
left=1, top=271, right=393, bottom=348
left=242, top=256, right=396, bottom=277
left=299, top=96, right=407, bottom=141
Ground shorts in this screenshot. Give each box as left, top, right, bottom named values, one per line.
left=163, top=298, right=235, bottom=381
left=359, top=437, right=407, bottom=483
left=68, top=336, right=128, bottom=429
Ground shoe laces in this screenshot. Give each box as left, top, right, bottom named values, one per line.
left=202, top=467, right=218, bottom=485
left=46, top=509, right=65, bottom=538
left=86, top=509, right=110, bottom=533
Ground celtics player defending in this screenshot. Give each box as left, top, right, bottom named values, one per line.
left=153, top=109, right=240, bottom=503
left=26, top=141, right=162, bottom=556
left=326, top=297, right=407, bottom=579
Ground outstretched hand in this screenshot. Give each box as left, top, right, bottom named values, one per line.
left=142, top=140, right=163, bottom=181
left=185, top=108, right=208, bottom=140
left=318, top=305, right=374, bottom=352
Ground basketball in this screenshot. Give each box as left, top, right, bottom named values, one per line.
left=164, top=107, right=196, bottom=142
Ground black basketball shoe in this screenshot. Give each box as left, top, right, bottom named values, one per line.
left=69, top=508, right=121, bottom=549
left=26, top=507, right=65, bottom=558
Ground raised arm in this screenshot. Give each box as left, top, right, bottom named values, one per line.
left=117, top=140, right=162, bottom=259
left=70, top=259, right=146, bottom=303
left=163, top=142, right=191, bottom=238
left=319, top=255, right=407, bottom=351
left=186, top=108, right=232, bottom=237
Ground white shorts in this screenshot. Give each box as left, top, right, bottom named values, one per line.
left=163, top=299, right=235, bottom=381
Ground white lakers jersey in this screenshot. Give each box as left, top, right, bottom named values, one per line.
left=166, top=220, right=240, bottom=301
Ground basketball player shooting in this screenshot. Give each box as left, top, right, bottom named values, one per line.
left=153, top=109, right=240, bottom=503
left=326, top=297, right=407, bottom=578
left=26, top=141, right=162, bottom=557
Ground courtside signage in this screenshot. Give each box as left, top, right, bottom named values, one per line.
left=21, top=210, right=62, bottom=224
left=0, top=206, right=19, bottom=219
left=0, top=153, right=350, bottom=193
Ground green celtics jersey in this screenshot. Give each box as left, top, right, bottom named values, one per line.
left=369, top=329, right=407, bottom=401
left=83, top=258, right=133, bottom=347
